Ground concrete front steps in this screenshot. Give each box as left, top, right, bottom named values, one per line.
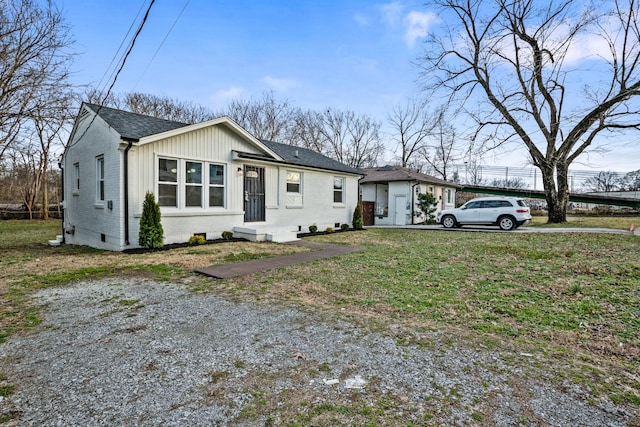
left=232, top=225, right=299, bottom=243
left=48, top=235, right=64, bottom=246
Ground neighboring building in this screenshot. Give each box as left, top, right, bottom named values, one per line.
left=61, top=103, right=363, bottom=251
left=359, top=165, right=461, bottom=226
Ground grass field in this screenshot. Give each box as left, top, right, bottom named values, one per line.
left=1, top=219, right=639, bottom=407
left=529, top=214, right=640, bottom=230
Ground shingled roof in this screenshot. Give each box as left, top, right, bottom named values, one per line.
left=84, top=103, right=189, bottom=140
left=360, top=165, right=460, bottom=187
left=260, top=140, right=363, bottom=175
left=83, top=103, right=362, bottom=175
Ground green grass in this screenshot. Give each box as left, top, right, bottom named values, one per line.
left=529, top=215, right=640, bottom=230
left=1, top=218, right=639, bottom=412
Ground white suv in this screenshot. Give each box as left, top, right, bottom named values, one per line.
left=436, top=197, right=531, bottom=231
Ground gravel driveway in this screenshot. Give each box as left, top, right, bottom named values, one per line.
left=0, top=278, right=637, bottom=426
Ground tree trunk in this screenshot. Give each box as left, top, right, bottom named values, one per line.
left=42, top=160, right=49, bottom=220
left=539, top=162, right=569, bottom=223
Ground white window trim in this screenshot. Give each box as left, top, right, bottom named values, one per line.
left=333, top=176, right=345, bottom=206
left=208, top=163, right=226, bottom=208
left=73, top=163, right=80, bottom=195
left=185, top=161, right=203, bottom=208
left=96, top=156, right=105, bottom=203
left=157, top=155, right=230, bottom=211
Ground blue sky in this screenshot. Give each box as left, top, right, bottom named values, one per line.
left=60, top=0, right=638, bottom=172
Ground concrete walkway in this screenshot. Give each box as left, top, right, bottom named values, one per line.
left=195, top=241, right=364, bottom=279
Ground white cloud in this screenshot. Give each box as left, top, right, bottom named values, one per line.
left=210, top=86, right=244, bottom=109
left=353, top=12, right=369, bottom=26
left=380, top=2, right=403, bottom=27
left=403, top=10, right=439, bottom=48
left=262, top=76, right=300, bottom=92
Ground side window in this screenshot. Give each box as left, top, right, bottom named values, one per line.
left=185, top=161, right=203, bottom=207
left=158, top=158, right=178, bottom=207
left=96, top=156, right=104, bottom=202
left=209, top=164, right=225, bottom=207
left=499, top=201, right=513, bottom=208
left=333, top=177, right=345, bottom=203
left=466, top=201, right=480, bottom=209
left=73, top=163, right=80, bottom=192
left=286, top=171, right=301, bottom=194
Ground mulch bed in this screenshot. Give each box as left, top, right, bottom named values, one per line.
left=122, top=238, right=248, bottom=254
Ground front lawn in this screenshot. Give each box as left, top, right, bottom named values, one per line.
left=1, top=219, right=639, bottom=406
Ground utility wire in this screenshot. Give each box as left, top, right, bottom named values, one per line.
left=133, top=0, right=191, bottom=90
left=95, top=0, right=148, bottom=94
left=71, top=0, right=157, bottom=147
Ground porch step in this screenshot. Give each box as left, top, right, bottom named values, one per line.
left=233, top=226, right=299, bottom=243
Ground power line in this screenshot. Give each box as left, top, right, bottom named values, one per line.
left=95, top=0, right=149, bottom=93
left=133, top=0, right=191, bottom=90
left=71, top=0, right=157, bottom=147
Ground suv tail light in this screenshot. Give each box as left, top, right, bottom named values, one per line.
left=516, top=208, right=529, bottom=213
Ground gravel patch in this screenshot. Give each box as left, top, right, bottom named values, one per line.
left=0, top=278, right=637, bottom=426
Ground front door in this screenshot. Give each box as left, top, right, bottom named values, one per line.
left=394, top=195, right=407, bottom=225
left=244, top=166, right=265, bottom=222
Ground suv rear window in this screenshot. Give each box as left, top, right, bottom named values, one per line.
left=516, top=200, right=528, bottom=207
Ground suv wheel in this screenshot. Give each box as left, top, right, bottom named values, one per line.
left=442, top=215, right=457, bottom=228
left=498, top=215, right=516, bottom=231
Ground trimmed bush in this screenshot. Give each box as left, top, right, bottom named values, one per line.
left=325, top=227, right=335, bottom=233
left=221, top=231, right=233, bottom=240
left=352, top=203, right=364, bottom=230
left=340, top=223, right=349, bottom=231
left=308, top=224, right=318, bottom=233
left=189, top=235, right=206, bottom=245
left=138, top=192, right=164, bottom=249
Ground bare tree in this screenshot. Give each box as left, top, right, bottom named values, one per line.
left=222, top=91, right=295, bottom=141
left=490, top=177, right=527, bottom=189
left=289, top=109, right=328, bottom=154
left=465, top=157, right=485, bottom=185
left=83, top=90, right=215, bottom=123
left=31, top=88, right=74, bottom=218
left=387, top=99, right=439, bottom=167
left=619, top=169, right=640, bottom=191
left=419, top=0, right=640, bottom=223
left=123, top=92, right=214, bottom=123
left=0, top=0, right=73, bottom=160
left=320, top=109, right=383, bottom=168
left=420, top=110, right=459, bottom=180
left=583, top=171, right=622, bottom=192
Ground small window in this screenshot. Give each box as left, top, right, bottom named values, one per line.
left=333, top=177, right=344, bottom=203
left=96, top=156, right=104, bottom=202
left=158, top=158, right=178, bottom=207
left=286, top=171, right=301, bottom=193
left=447, top=189, right=453, bottom=204
left=209, top=164, right=225, bottom=207
left=185, top=161, right=203, bottom=207
left=73, top=163, right=80, bottom=192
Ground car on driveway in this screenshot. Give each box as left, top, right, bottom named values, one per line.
left=436, top=197, right=532, bottom=231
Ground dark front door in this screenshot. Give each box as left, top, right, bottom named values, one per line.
left=244, top=166, right=265, bottom=222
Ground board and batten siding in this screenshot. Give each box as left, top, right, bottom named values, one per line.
left=128, top=124, right=266, bottom=245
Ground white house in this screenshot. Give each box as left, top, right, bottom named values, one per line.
left=61, top=103, right=363, bottom=251
left=359, top=165, right=461, bottom=226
